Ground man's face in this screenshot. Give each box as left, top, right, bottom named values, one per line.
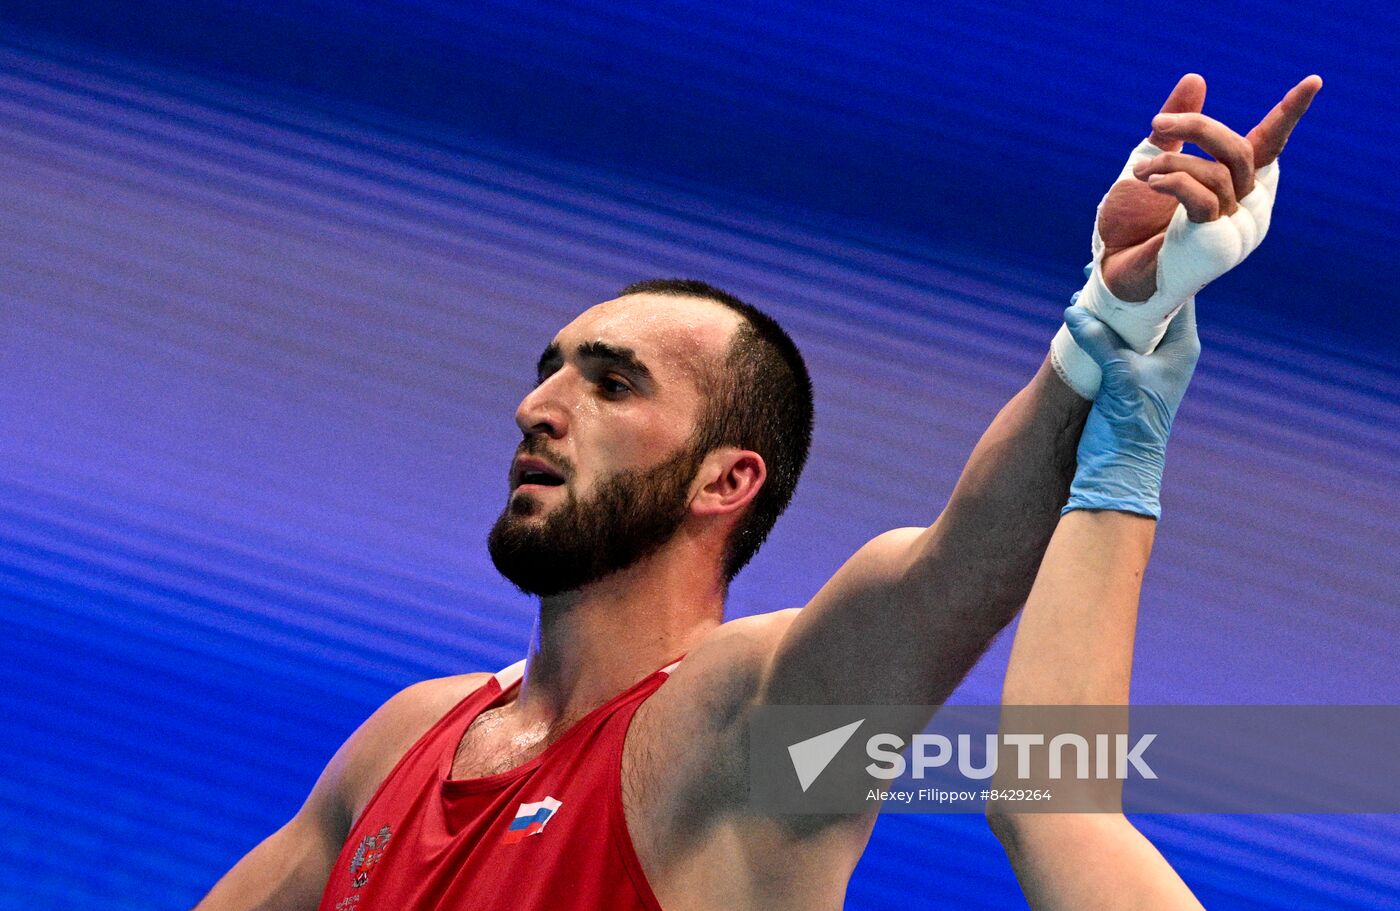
left=488, top=293, right=742, bottom=596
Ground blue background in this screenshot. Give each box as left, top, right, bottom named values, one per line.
left=1, top=2, right=1397, bottom=908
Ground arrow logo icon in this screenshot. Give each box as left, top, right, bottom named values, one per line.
left=787, top=719, right=865, bottom=792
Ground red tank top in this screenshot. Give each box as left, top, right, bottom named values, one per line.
left=316, top=656, right=681, bottom=911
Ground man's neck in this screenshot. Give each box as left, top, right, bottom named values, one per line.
left=514, top=539, right=724, bottom=723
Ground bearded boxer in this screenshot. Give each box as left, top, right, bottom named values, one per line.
left=195, top=73, right=1319, bottom=911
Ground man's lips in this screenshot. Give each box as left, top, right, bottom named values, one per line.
left=510, top=455, right=567, bottom=491
left=513, top=480, right=563, bottom=494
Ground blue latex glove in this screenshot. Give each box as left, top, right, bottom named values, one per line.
left=1062, top=298, right=1201, bottom=519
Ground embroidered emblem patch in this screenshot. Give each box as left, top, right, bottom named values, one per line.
left=350, top=824, right=392, bottom=888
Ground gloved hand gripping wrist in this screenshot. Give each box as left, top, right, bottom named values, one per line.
left=1051, top=139, right=1278, bottom=399
left=1062, top=302, right=1200, bottom=519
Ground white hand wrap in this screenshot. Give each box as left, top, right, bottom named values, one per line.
left=1051, top=138, right=1279, bottom=398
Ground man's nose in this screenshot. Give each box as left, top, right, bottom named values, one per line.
left=514, top=373, right=569, bottom=439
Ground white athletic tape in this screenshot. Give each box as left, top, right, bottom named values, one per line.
left=1051, top=139, right=1279, bottom=398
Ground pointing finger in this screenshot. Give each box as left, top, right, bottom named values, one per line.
left=1247, top=75, right=1323, bottom=168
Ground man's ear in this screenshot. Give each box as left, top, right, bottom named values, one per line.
left=690, top=448, right=766, bottom=517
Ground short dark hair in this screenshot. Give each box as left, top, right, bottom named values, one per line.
left=618, top=278, right=814, bottom=581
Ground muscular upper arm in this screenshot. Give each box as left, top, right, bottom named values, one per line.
left=757, top=361, right=1087, bottom=713
left=193, top=673, right=490, bottom=910
left=628, top=520, right=996, bottom=818
left=191, top=811, right=342, bottom=911
left=626, top=527, right=987, bottom=853
left=760, top=524, right=1007, bottom=708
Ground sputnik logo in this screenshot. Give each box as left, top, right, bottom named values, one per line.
left=787, top=719, right=865, bottom=792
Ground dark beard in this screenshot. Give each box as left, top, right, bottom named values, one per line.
left=487, top=439, right=707, bottom=597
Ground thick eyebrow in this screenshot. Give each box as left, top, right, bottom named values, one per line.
left=535, top=340, right=654, bottom=384
left=536, top=342, right=563, bottom=381
left=578, top=340, right=653, bottom=382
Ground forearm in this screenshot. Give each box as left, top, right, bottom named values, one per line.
left=913, top=355, right=1089, bottom=629
left=992, top=509, right=1153, bottom=812
left=990, top=813, right=1204, bottom=911
left=990, top=511, right=1201, bottom=910
left=1000, top=510, right=1154, bottom=707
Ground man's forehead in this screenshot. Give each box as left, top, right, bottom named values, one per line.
left=551, top=293, right=741, bottom=374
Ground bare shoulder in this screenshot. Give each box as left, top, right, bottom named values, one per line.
left=364, top=672, right=494, bottom=737
left=333, top=672, right=494, bottom=833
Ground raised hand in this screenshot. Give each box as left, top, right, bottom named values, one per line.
left=1099, top=73, right=1322, bottom=302
left=1048, top=73, right=1321, bottom=400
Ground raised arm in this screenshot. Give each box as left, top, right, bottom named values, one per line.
left=988, top=510, right=1202, bottom=911
left=759, top=354, right=1087, bottom=708
left=986, top=303, right=1204, bottom=910
left=755, top=74, right=1319, bottom=713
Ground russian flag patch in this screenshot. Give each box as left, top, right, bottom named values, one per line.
left=503, top=796, right=563, bottom=843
